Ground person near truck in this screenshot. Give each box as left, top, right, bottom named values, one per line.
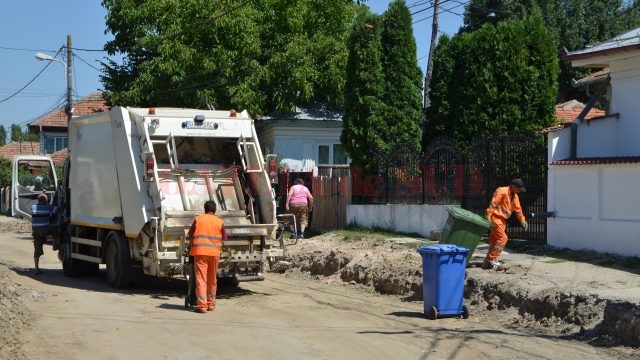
left=187, top=200, right=227, bottom=313
left=285, top=178, right=313, bottom=239
left=31, top=191, right=58, bottom=274
left=482, top=178, right=528, bottom=270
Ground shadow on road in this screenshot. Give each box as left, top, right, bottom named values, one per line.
left=11, top=266, right=260, bottom=301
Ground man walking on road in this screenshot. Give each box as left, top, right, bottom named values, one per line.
left=187, top=200, right=227, bottom=313
left=31, top=191, right=57, bottom=274
left=482, top=178, right=528, bottom=270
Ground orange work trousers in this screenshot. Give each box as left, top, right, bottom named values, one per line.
left=483, top=217, right=508, bottom=265
left=194, top=255, right=220, bottom=312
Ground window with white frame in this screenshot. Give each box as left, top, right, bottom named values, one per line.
left=45, top=135, right=68, bottom=154
left=318, top=145, right=330, bottom=164
left=318, top=144, right=348, bottom=164
left=333, top=144, right=347, bottom=164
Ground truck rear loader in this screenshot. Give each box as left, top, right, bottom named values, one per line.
left=23, top=107, right=283, bottom=287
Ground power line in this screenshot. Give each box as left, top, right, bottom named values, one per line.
left=413, top=1, right=468, bottom=24
left=74, top=53, right=102, bottom=72
left=17, top=92, right=68, bottom=128
left=0, top=46, right=57, bottom=52
left=0, top=47, right=64, bottom=105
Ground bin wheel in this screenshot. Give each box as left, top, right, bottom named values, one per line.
left=429, top=306, right=439, bottom=320
left=461, top=305, right=469, bottom=319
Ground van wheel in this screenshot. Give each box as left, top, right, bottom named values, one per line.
left=105, top=231, right=133, bottom=288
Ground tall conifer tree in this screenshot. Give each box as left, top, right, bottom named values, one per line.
left=341, top=11, right=387, bottom=172
left=380, top=0, right=423, bottom=152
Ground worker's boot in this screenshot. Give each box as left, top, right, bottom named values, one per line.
left=481, top=260, right=501, bottom=270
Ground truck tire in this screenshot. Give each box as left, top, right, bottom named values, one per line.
left=61, top=242, right=84, bottom=277
left=105, top=231, right=133, bottom=288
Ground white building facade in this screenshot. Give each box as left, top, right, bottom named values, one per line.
left=547, top=28, right=640, bottom=256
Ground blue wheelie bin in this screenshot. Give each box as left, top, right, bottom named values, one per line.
left=417, top=244, right=469, bottom=320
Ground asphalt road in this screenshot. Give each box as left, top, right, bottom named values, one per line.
left=0, top=230, right=629, bottom=360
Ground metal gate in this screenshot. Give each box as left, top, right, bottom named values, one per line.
left=349, top=134, right=548, bottom=241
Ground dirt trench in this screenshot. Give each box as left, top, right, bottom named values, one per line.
left=0, top=265, right=35, bottom=360
left=281, top=240, right=640, bottom=348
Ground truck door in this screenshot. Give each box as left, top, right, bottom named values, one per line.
left=11, top=155, right=58, bottom=221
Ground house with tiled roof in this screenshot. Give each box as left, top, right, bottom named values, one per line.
left=255, top=106, right=348, bottom=168
left=546, top=27, right=640, bottom=256
left=541, top=100, right=607, bottom=134
left=0, top=142, right=40, bottom=160
left=28, top=92, right=108, bottom=156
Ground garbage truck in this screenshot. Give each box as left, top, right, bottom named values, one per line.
left=11, top=107, right=283, bottom=287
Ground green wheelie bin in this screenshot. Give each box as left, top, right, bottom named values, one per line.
left=439, top=206, right=491, bottom=266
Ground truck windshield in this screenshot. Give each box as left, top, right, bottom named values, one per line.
left=152, top=137, right=240, bottom=166
left=16, top=160, right=56, bottom=191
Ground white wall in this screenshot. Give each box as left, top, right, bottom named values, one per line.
left=547, top=163, right=640, bottom=256
left=610, top=58, right=640, bottom=155
left=577, top=119, right=618, bottom=157
left=262, top=126, right=343, bottom=165
left=346, top=204, right=451, bottom=238
left=549, top=128, right=571, bottom=162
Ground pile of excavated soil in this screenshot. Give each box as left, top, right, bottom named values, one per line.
left=0, top=216, right=40, bottom=359
left=278, top=233, right=640, bottom=349
left=0, top=264, right=36, bottom=360
left=0, top=216, right=31, bottom=234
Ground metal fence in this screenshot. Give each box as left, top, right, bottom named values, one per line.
left=350, top=134, right=548, bottom=242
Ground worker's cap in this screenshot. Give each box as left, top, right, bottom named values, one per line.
left=510, top=178, right=526, bottom=192
left=37, top=192, right=49, bottom=203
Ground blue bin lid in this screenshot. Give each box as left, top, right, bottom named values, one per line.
left=417, top=244, right=469, bottom=255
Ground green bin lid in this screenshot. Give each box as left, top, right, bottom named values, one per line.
left=447, top=206, right=490, bottom=229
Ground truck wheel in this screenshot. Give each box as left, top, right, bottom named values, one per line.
left=105, top=231, right=133, bottom=288
left=61, top=242, right=83, bottom=277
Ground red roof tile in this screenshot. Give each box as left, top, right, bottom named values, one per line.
left=0, top=142, right=40, bottom=160
left=29, top=92, right=109, bottom=129
left=541, top=100, right=609, bottom=134
left=50, top=148, right=69, bottom=165
left=555, top=100, right=605, bottom=123
left=551, top=156, right=640, bottom=165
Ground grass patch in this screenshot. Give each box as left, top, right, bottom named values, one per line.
left=541, top=258, right=567, bottom=264
left=330, top=223, right=425, bottom=245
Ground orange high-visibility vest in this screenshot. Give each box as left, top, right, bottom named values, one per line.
left=189, top=214, right=224, bottom=257
left=486, top=186, right=525, bottom=223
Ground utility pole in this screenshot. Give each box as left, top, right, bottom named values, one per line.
left=423, top=0, right=439, bottom=115
left=66, top=35, right=73, bottom=122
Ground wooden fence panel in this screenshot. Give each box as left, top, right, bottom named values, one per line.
left=311, top=175, right=351, bottom=231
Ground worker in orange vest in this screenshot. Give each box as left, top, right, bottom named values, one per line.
left=187, top=200, right=227, bottom=313
left=482, top=178, right=528, bottom=270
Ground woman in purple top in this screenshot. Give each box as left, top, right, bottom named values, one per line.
left=286, top=178, right=313, bottom=239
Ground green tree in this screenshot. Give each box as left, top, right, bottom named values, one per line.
left=10, top=124, right=22, bottom=143
left=380, top=0, right=423, bottom=152
left=425, top=15, right=559, bottom=147
left=341, top=10, right=387, bottom=172
left=0, top=157, right=11, bottom=190
left=9, top=124, right=38, bottom=143
left=101, top=0, right=356, bottom=116
left=461, top=0, right=640, bottom=101
left=0, top=125, right=6, bottom=146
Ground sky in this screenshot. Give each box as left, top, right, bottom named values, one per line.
left=0, top=0, right=464, bottom=131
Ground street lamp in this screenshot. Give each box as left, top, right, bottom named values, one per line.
left=34, top=35, right=73, bottom=121
left=35, top=52, right=65, bottom=70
